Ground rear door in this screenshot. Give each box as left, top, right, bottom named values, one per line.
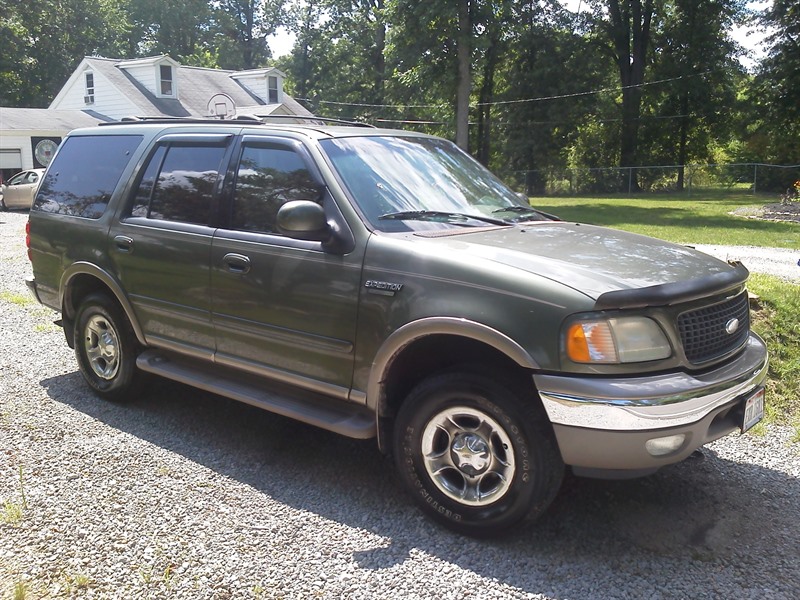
left=210, top=136, right=363, bottom=397
left=109, top=133, right=233, bottom=359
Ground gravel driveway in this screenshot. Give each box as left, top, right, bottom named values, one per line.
left=1, top=210, right=798, bottom=599
left=690, top=245, right=799, bottom=282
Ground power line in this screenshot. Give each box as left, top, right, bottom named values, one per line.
left=374, top=112, right=702, bottom=127
left=297, top=70, right=716, bottom=111
left=476, top=71, right=714, bottom=106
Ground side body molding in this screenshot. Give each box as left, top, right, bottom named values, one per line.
left=60, top=262, right=147, bottom=345
left=366, top=316, right=540, bottom=413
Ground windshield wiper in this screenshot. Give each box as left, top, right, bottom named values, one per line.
left=492, top=206, right=560, bottom=221
left=379, top=210, right=509, bottom=227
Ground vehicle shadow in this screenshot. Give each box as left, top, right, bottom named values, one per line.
left=41, top=371, right=800, bottom=598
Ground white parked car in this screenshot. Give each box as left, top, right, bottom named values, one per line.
left=1, top=169, right=45, bottom=210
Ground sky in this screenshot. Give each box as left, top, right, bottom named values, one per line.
left=267, top=1, right=772, bottom=68
left=269, top=27, right=295, bottom=58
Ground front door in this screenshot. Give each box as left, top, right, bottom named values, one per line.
left=4, top=170, right=40, bottom=209
left=211, top=138, right=362, bottom=397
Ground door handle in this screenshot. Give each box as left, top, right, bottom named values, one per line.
left=114, top=235, right=134, bottom=252
left=223, top=253, right=251, bottom=274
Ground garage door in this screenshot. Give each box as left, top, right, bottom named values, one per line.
left=0, top=149, right=22, bottom=170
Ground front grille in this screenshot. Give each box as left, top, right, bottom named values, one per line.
left=678, top=292, right=750, bottom=364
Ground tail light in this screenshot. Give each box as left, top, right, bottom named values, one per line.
left=26, top=220, right=32, bottom=261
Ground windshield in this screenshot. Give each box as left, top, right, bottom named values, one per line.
left=319, top=135, right=551, bottom=232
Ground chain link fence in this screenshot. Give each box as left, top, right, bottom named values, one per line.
left=506, top=163, right=800, bottom=196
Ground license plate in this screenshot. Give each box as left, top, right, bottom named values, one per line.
left=741, top=387, right=765, bottom=433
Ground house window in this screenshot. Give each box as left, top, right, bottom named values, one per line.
left=84, top=72, right=95, bottom=104
left=160, top=65, right=174, bottom=96
left=268, top=76, right=279, bottom=103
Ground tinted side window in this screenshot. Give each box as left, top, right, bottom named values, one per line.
left=130, top=146, right=167, bottom=217
left=231, top=144, right=320, bottom=234
left=134, top=144, right=226, bottom=225
left=34, top=135, right=143, bottom=219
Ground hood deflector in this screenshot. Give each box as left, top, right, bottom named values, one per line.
left=594, top=262, right=750, bottom=310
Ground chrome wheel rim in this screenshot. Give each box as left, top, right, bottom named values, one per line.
left=421, top=406, right=515, bottom=506
left=84, top=315, right=120, bottom=380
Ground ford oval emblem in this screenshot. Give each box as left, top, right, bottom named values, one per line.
left=725, top=318, right=740, bottom=335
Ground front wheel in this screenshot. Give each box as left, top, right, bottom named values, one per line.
left=74, top=293, right=143, bottom=402
left=393, top=370, right=564, bottom=536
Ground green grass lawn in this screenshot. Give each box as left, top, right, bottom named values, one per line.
left=749, top=274, right=800, bottom=436
left=529, top=191, right=799, bottom=433
left=531, top=190, right=799, bottom=248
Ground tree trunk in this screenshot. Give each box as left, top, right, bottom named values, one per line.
left=242, top=7, right=255, bottom=70
left=455, top=0, right=471, bottom=151
left=297, top=1, right=315, bottom=100
left=676, top=92, right=690, bottom=190
left=372, top=0, right=386, bottom=106
left=607, top=0, right=655, bottom=191
left=675, top=1, right=699, bottom=192
left=477, top=36, right=498, bottom=166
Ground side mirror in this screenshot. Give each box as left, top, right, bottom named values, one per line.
left=276, top=200, right=330, bottom=241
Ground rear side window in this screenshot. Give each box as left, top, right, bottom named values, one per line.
left=34, top=135, right=142, bottom=219
left=130, top=143, right=227, bottom=225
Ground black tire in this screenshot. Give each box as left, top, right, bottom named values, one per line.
left=73, top=293, right=143, bottom=402
left=393, top=370, right=564, bottom=537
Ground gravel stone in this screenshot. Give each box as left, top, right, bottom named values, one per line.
left=690, top=244, right=799, bottom=282
left=1, top=210, right=798, bottom=599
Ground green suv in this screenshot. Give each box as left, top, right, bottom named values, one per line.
left=25, top=118, right=768, bottom=536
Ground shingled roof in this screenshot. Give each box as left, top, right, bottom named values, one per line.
left=72, top=57, right=313, bottom=119
left=0, top=107, right=106, bottom=131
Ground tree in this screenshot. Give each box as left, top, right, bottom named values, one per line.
left=282, top=0, right=324, bottom=102
left=125, top=0, right=215, bottom=64
left=748, top=0, right=800, bottom=188
left=587, top=0, right=659, bottom=189
left=494, top=2, right=612, bottom=190
left=214, top=0, right=287, bottom=69
left=280, top=0, right=389, bottom=120
left=388, top=0, right=479, bottom=150
left=473, top=0, right=516, bottom=165
left=645, top=0, right=745, bottom=189
left=0, top=0, right=30, bottom=106
left=0, top=0, right=131, bottom=106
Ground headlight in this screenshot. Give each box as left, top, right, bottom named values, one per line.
left=565, top=316, right=672, bottom=364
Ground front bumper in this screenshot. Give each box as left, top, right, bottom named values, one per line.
left=534, top=333, right=768, bottom=477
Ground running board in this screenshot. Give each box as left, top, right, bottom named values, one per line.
left=136, top=349, right=376, bottom=439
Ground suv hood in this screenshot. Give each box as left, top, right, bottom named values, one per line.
left=414, top=222, right=738, bottom=300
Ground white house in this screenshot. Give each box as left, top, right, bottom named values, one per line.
left=1, top=55, right=313, bottom=182
left=50, top=55, right=311, bottom=120
left=0, top=108, right=104, bottom=184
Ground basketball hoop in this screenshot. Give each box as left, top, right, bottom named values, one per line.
left=207, top=94, right=236, bottom=119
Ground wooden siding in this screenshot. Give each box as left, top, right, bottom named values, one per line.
left=52, top=68, right=139, bottom=120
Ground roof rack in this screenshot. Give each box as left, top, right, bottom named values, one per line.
left=246, top=114, right=375, bottom=128
left=99, top=115, right=375, bottom=128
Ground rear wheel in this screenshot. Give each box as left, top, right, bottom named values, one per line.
left=393, top=370, right=564, bottom=536
left=74, top=293, right=143, bottom=402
